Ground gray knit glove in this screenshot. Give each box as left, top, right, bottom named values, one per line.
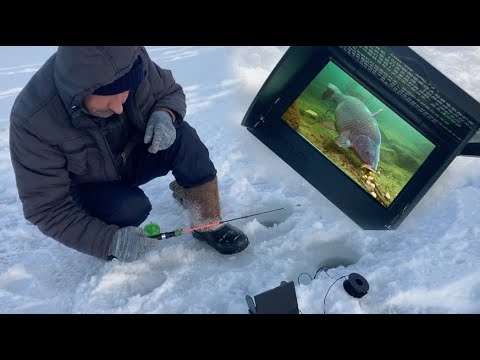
left=108, top=227, right=158, bottom=262
left=144, top=111, right=176, bottom=153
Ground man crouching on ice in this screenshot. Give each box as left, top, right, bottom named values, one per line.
left=9, top=46, right=249, bottom=262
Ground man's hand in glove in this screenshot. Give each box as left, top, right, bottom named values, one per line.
left=108, top=226, right=158, bottom=262
left=144, top=110, right=176, bottom=153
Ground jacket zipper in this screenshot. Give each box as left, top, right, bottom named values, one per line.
left=89, top=118, right=121, bottom=180
left=72, top=106, right=121, bottom=180
left=121, top=152, right=126, bottom=166
left=99, top=128, right=121, bottom=179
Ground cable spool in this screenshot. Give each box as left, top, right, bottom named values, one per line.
left=343, top=273, right=369, bottom=298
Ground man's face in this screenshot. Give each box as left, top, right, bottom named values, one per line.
left=84, top=90, right=130, bottom=118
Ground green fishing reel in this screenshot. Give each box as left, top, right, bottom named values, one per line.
left=144, top=222, right=161, bottom=237
left=143, top=222, right=183, bottom=239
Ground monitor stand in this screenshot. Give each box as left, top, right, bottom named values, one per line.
left=460, top=143, right=480, bottom=157
left=459, top=130, right=480, bottom=157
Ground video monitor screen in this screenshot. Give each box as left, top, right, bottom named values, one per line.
left=281, top=61, right=436, bottom=207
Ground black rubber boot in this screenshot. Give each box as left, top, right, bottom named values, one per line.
left=192, top=223, right=249, bottom=255
left=170, top=178, right=250, bottom=254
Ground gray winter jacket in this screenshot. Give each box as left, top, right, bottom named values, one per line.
left=9, top=46, right=186, bottom=260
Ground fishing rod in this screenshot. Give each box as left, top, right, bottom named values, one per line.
left=144, top=204, right=301, bottom=240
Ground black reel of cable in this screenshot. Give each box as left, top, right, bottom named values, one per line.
left=343, top=273, right=369, bottom=298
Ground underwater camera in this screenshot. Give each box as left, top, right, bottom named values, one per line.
left=242, top=46, right=480, bottom=230
left=246, top=281, right=299, bottom=314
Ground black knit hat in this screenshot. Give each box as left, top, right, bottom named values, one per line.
left=93, top=56, right=144, bottom=95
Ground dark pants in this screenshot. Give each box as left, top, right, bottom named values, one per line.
left=73, top=121, right=217, bottom=227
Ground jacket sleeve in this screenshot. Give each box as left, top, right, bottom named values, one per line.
left=143, top=50, right=187, bottom=126
left=9, top=117, right=119, bottom=260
